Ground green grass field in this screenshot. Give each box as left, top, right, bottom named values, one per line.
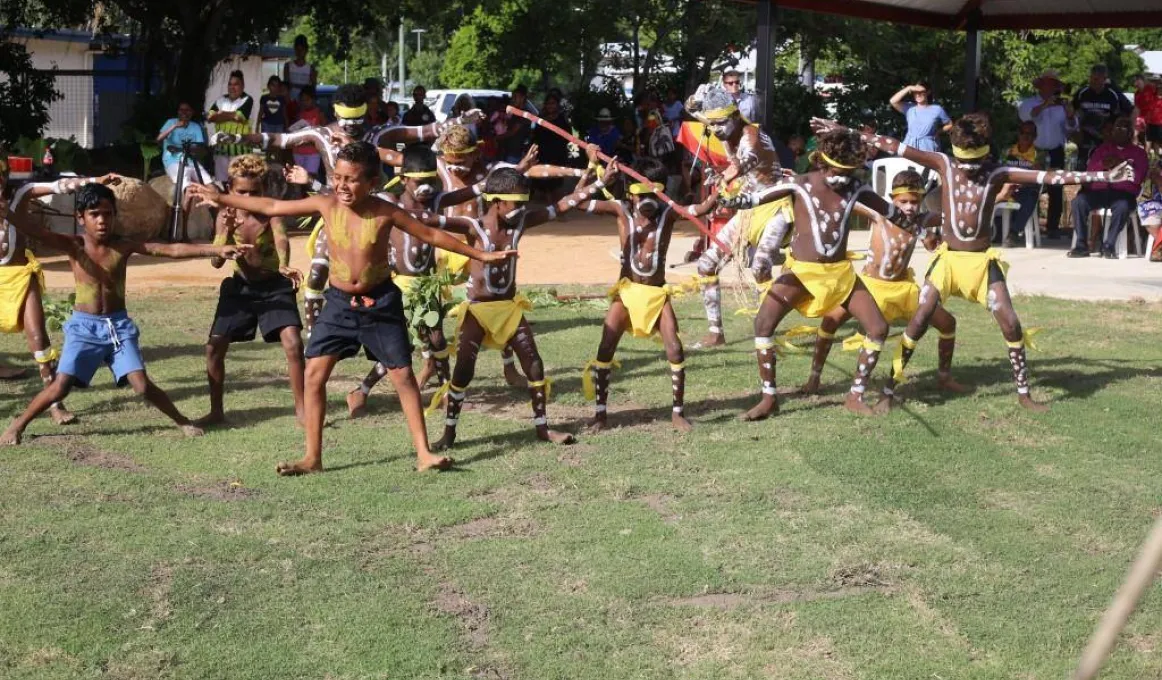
left=2, top=287, right=1161, bottom=679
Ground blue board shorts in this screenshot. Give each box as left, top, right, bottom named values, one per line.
left=57, top=310, right=146, bottom=387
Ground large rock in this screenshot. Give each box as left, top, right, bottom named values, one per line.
left=148, top=175, right=215, bottom=241
left=111, top=177, right=170, bottom=240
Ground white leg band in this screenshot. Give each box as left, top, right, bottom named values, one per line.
left=761, top=386, right=777, bottom=395
left=709, top=326, right=722, bottom=334
left=594, top=405, right=607, bottom=413
left=532, top=416, right=547, bottom=426
left=445, top=417, right=459, bottom=426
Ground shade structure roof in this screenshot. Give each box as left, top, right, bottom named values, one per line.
left=754, top=0, right=1162, bottom=30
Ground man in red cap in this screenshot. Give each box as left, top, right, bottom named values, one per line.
left=1017, top=69, right=1078, bottom=240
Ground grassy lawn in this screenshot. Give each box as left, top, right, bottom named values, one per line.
left=1, top=286, right=1161, bottom=679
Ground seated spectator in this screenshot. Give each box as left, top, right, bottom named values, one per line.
left=1068, top=116, right=1149, bottom=258
left=663, top=87, right=685, bottom=136
left=1138, top=160, right=1162, bottom=262
left=586, top=108, right=622, bottom=157
left=993, top=120, right=1043, bottom=245
left=383, top=101, right=401, bottom=127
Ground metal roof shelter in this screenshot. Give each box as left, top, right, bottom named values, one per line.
left=749, top=0, right=1162, bottom=126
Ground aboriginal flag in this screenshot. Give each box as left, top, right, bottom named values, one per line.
left=676, top=121, right=730, bottom=169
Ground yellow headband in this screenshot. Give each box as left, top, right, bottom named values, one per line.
left=891, top=186, right=923, bottom=197
left=402, top=170, right=439, bottom=178
left=952, top=144, right=990, bottom=160
left=701, top=103, right=738, bottom=120
left=442, top=143, right=479, bottom=156
left=818, top=151, right=860, bottom=170
left=481, top=193, right=529, bottom=202
left=628, top=182, right=664, bottom=195
left=333, top=102, right=368, bottom=119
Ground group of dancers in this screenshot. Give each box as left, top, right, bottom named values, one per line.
left=0, top=84, right=1135, bottom=474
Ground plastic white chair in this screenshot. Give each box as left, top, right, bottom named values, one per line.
left=871, top=157, right=929, bottom=199
left=1094, top=208, right=1144, bottom=259
left=992, top=198, right=1041, bottom=249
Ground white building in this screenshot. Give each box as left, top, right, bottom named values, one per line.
left=7, top=28, right=291, bottom=148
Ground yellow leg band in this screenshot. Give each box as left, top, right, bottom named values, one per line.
left=901, top=334, right=918, bottom=350
left=528, top=378, right=553, bottom=403
left=669, top=362, right=685, bottom=371
left=1005, top=340, right=1024, bottom=349
left=34, top=347, right=60, bottom=364
left=862, top=338, right=884, bottom=353
left=842, top=332, right=866, bottom=353
left=892, top=340, right=909, bottom=385
left=817, top=329, right=836, bottom=340
left=429, top=347, right=453, bottom=360
left=938, top=331, right=956, bottom=341
left=582, top=359, right=620, bottom=401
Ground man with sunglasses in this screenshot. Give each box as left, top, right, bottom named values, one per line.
left=1067, top=116, right=1148, bottom=259
left=722, top=71, right=758, bottom=124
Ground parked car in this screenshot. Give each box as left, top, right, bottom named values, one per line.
left=314, top=85, right=410, bottom=124
left=424, top=89, right=511, bottom=123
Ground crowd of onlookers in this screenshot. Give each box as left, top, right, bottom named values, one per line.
left=159, top=35, right=1162, bottom=261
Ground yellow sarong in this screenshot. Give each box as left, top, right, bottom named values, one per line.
left=858, top=271, right=919, bottom=325
left=785, top=254, right=857, bottom=319
left=454, top=294, right=532, bottom=350
left=608, top=278, right=669, bottom=338
left=0, top=254, right=44, bottom=333
left=743, top=196, right=794, bottom=247
left=926, top=243, right=1009, bottom=307
left=437, top=250, right=471, bottom=285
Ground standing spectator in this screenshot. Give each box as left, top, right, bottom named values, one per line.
left=1073, top=63, right=1134, bottom=168
left=291, top=85, right=324, bottom=179
left=614, top=116, right=638, bottom=164
left=1018, top=69, right=1078, bottom=240
left=157, top=101, right=211, bottom=192
left=451, top=93, right=478, bottom=139
left=495, top=85, right=534, bottom=163
left=258, top=75, right=289, bottom=134
left=1068, top=116, right=1148, bottom=258
left=663, top=87, right=685, bottom=135
left=788, top=134, right=810, bottom=173
left=993, top=120, right=1044, bottom=246
left=207, top=70, right=254, bottom=182
left=722, top=70, right=757, bottom=123
left=401, top=86, right=434, bottom=126
left=585, top=108, right=622, bottom=157
left=283, top=35, right=317, bottom=104
left=532, top=93, right=573, bottom=200
left=384, top=101, right=402, bottom=127
left=1132, top=74, right=1161, bottom=158
left=363, top=78, right=390, bottom=126
left=889, top=81, right=951, bottom=152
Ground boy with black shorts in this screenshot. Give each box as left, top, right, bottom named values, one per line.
left=201, top=154, right=305, bottom=426
left=189, top=142, right=514, bottom=474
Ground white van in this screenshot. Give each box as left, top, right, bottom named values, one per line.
left=424, top=89, right=524, bottom=122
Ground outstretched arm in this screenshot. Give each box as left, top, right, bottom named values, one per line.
left=392, top=207, right=514, bottom=263
left=996, top=162, right=1136, bottom=187
left=8, top=175, right=122, bottom=254
left=189, top=183, right=330, bottom=217
left=232, top=127, right=329, bottom=154
left=374, top=110, right=486, bottom=146
left=686, top=187, right=721, bottom=217
left=414, top=213, right=476, bottom=236
left=811, top=117, right=947, bottom=173
left=137, top=241, right=252, bottom=259
left=208, top=208, right=238, bottom=268
left=523, top=159, right=619, bottom=229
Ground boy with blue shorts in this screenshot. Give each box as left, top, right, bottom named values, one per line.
left=1, top=182, right=250, bottom=445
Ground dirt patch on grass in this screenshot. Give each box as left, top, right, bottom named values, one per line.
left=139, top=563, right=174, bottom=632
left=446, top=515, right=540, bottom=541
left=174, top=480, right=258, bottom=502
left=34, top=435, right=147, bottom=472
left=432, top=582, right=513, bottom=679
left=829, top=563, right=890, bottom=589
left=1127, top=633, right=1158, bottom=653
left=639, top=493, right=681, bottom=524
left=100, top=649, right=177, bottom=679
left=667, top=583, right=893, bottom=610
left=21, top=647, right=80, bottom=670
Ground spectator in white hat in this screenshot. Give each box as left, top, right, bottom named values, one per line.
left=586, top=108, right=622, bottom=157
left=1018, top=68, right=1078, bottom=239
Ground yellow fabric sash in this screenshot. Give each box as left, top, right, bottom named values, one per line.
left=744, top=197, right=794, bottom=247
left=455, top=295, right=533, bottom=350
left=928, top=243, right=1009, bottom=307
left=582, top=358, right=621, bottom=401
left=608, top=278, right=670, bottom=338
left=0, top=253, right=44, bottom=334
left=528, top=378, right=553, bottom=404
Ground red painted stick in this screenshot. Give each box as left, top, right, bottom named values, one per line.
left=505, top=105, right=729, bottom=253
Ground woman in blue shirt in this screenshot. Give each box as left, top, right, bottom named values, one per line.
left=157, top=101, right=211, bottom=190
left=889, top=81, right=951, bottom=152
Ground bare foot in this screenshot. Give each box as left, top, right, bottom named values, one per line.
left=1018, top=394, right=1050, bottom=412
left=936, top=374, right=972, bottom=393
left=346, top=389, right=369, bottom=418
left=691, top=332, right=725, bottom=350
left=799, top=375, right=822, bottom=395
left=672, top=412, right=694, bottom=432
left=180, top=424, right=205, bottom=437
left=538, top=429, right=576, bottom=445
left=843, top=393, right=878, bottom=416
left=194, top=412, right=225, bottom=427
left=49, top=404, right=77, bottom=425
left=504, top=363, right=527, bottom=388
left=416, top=452, right=454, bottom=472
left=431, top=432, right=456, bottom=452
left=276, top=458, right=323, bottom=476
left=587, top=415, right=609, bottom=433
left=0, top=366, right=27, bottom=380
left=0, top=427, right=23, bottom=445
left=740, top=396, right=779, bottom=421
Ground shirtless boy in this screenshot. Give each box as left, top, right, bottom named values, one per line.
left=189, top=142, right=514, bottom=474
left=201, top=154, right=305, bottom=426
left=579, top=148, right=717, bottom=432
left=813, top=113, right=1133, bottom=410
left=2, top=183, right=249, bottom=444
